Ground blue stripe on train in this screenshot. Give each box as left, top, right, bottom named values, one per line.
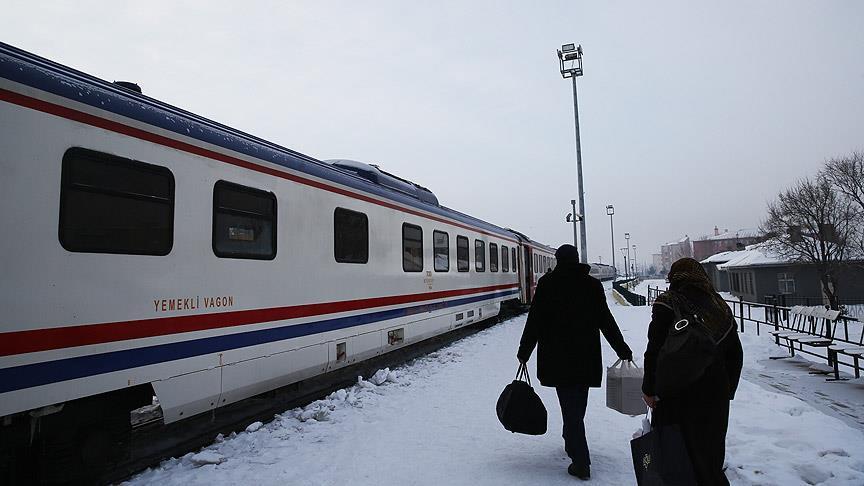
left=0, top=289, right=518, bottom=394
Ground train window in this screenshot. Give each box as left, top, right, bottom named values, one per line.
left=213, top=180, right=276, bottom=259
left=59, top=148, right=174, bottom=255
left=489, top=243, right=498, bottom=272
left=402, top=223, right=423, bottom=272
left=474, top=240, right=486, bottom=272
left=512, top=248, right=517, bottom=272
left=501, top=245, right=509, bottom=272
left=456, top=236, right=469, bottom=272
left=534, top=254, right=538, bottom=273
left=433, top=230, right=449, bottom=272
left=334, top=208, right=368, bottom=264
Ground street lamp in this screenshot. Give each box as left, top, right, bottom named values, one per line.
left=558, top=43, right=587, bottom=264
left=606, top=205, right=615, bottom=272
left=620, top=247, right=629, bottom=279
left=632, top=244, right=638, bottom=277
left=624, top=232, right=631, bottom=279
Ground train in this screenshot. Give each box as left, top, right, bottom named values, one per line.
left=0, top=42, right=616, bottom=477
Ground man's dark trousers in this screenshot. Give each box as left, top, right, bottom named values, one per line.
left=556, top=385, right=591, bottom=468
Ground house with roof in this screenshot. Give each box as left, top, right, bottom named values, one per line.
left=702, top=245, right=864, bottom=308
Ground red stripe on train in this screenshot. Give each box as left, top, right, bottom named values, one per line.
left=0, top=88, right=519, bottom=245
left=0, top=284, right=519, bottom=357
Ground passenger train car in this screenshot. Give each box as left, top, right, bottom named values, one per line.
left=589, top=263, right=617, bottom=281
left=0, top=43, right=572, bottom=472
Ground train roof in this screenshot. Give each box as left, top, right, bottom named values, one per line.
left=0, top=42, right=518, bottom=241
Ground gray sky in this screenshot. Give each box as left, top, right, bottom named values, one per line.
left=6, top=1, right=863, bottom=269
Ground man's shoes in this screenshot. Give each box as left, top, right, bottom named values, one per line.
left=567, top=463, right=590, bottom=480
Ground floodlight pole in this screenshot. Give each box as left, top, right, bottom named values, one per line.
left=571, top=76, right=587, bottom=264
left=558, top=44, right=587, bottom=264
left=606, top=205, right=616, bottom=272
left=571, top=199, right=579, bottom=248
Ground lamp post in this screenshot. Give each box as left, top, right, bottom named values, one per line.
left=606, top=205, right=615, bottom=272
left=557, top=43, right=587, bottom=264
left=632, top=244, right=638, bottom=277
left=620, top=247, right=629, bottom=279
left=624, top=232, right=631, bottom=279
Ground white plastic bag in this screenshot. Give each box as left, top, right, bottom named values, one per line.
left=606, top=359, right=645, bottom=416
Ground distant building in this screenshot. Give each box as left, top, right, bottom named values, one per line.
left=660, top=236, right=692, bottom=271
left=699, top=251, right=740, bottom=292
left=692, top=227, right=761, bottom=262
left=705, top=246, right=864, bottom=311
left=652, top=253, right=663, bottom=274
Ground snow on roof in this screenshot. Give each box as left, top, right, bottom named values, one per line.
left=716, top=245, right=788, bottom=270
left=699, top=228, right=761, bottom=241
left=700, top=250, right=740, bottom=264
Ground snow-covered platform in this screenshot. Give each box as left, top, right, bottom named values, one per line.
left=126, top=291, right=864, bottom=485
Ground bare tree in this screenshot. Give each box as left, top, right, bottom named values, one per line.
left=760, top=176, right=861, bottom=309
left=823, top=151, right=864, bottom=212
left=823, top=151, right=864, bottom=256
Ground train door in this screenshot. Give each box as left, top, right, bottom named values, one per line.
left=523, top=246, right=534, bottom=303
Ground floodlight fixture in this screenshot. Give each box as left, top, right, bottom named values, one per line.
left=558, top=43, right=583, bottom=78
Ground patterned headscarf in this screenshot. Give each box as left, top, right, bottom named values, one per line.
left=667, top=258, right=713, bottom=291
left=658, top=258, right=733, bottom=340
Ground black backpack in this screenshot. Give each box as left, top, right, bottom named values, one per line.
left=654, top=292, right=734, bottom=398
left=496, top=363, right=547, bottom=435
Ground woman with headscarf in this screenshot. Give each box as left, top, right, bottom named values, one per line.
left=642, top=258, right=743, bottom=486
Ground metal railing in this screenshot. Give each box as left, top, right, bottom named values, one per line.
left=647, top=286, right=863, bottom=379
left=614, top=278, right=646, bottom=306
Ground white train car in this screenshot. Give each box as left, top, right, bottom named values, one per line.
left=0, top=42, right=542, bottom=469
left=589, top=263, right=617, bottom=281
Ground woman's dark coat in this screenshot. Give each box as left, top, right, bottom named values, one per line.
left=643, top=284, right=744, bottom=486
left=517, top=263, right=632, bottom=387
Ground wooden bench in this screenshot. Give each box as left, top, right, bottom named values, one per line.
left=770, top=306, right=841, bottom=372
left=827, top=316, right=864, bottom=380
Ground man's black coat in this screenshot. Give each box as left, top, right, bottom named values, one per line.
left=517, top=263, right=632, bottom=388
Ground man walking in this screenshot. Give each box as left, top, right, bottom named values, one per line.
left=517, top=244, right=633, bottom=480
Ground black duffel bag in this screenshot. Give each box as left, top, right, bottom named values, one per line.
left=496, top=363, right=547, bottom=435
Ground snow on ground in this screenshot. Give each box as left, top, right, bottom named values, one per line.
left=631, top=278, right=667, bottom=297
left=126, top=292, right=864, bottom=486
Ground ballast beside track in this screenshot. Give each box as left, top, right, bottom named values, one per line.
left=59, top=306, right=526, bottom=486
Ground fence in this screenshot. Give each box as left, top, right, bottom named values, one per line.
left=647, top=286, right=863, bottom=378
left=613, top=278, right=646, bottom=306
left=764, top=294, right=864, bottom=318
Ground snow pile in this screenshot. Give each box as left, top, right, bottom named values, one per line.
left=125, top=294, right=864, bottom=486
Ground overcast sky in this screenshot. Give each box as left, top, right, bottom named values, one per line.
left=6, top=1, right=863, bottom=269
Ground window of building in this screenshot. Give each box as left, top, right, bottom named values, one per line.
left=433, top=230, right=449, bottom=272
left=475, top=240, right=486, bottom=272
left=213, top=180, right=277, bottom=259
left=59, top=147, right=174, bottom=255
left=457, top=235, right=469, bottom=272
left=489, top=243, right=499, bottom=272
left=403, top=223, right=423, bottom=272
left=501, top=245, right=509, bottom=272
left=334, top=207, right=368, bottom=263
left=778, top=272, right=796, bottom=294
left=511, top=248, right=517, bottom=273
